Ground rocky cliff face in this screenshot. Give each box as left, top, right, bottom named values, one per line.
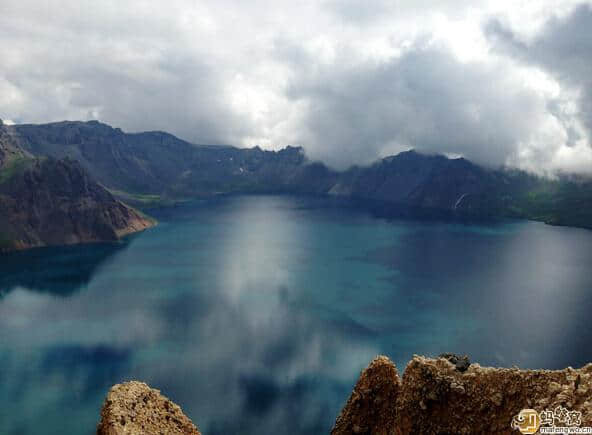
left=8, top=121, right=497, bottom=211
left=97, top=356, right=592, bottom=435
left=0, top=120, right=5, bottom=167
left=7, top=119, right=592, bottom=229
left=0, top=120, right=154, bottom=252
left=0, top=119, right=28, bottom=168
left=0, top=157, right=153, bottom=252
left=11, top=121, right=338, bottom=198
left=333, top=355, right=592, bottom=434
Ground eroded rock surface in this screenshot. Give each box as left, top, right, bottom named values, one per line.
left=97, top=356, right=592, bottom=435
left=332, top=356, right=401, bottom=435
left=1, top=121, right=154, bottom=252
left=0, top=155, right=154, bottom=252
left=333, top=355, right=592, bottom=435
left=97, top=381, right=201, bottom=435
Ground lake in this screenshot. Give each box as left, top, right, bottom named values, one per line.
left=2, top=195, right=592, bottom=434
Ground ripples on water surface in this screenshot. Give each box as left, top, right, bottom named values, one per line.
left=2, top=195, right=592, bottom=434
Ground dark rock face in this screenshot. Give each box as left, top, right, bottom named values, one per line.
left=6, top=120, right=592, bottom=230
left=9, top=122, right=496, bottom=212
left=0, top=156, right=153, bottom=252
left=334, top=151, right=508, bottom=218
left=333, top=355, right=592, bottom=435
left=439, top=352, right=471, bottom=372
left=11, top=121, right=339, bottom=198
left=0, top=122, right=27, bottom=169
left=0, top=121, right=153, bottom=251
left=7, top=122, right=498, bottom=212
left=0, top=128, right=5, bottom=168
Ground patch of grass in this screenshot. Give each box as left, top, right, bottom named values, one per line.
left=510, top=182, right=592, bottom=229
left=108, top=188, right=161, bottom=204
left=0, top=232, right=15, bottom=250
left=0, top=156, right=34, bottom=184
left=107, top=189, right=167, bottom=210
left=107, top=188, right=191, bottom=210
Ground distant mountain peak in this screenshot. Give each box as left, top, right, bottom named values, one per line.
left=5, top=118, right=592, bottom=233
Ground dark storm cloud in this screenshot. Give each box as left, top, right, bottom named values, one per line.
left=0, top=1, right=252, bottom=145
left=1, top=1, right=591, bottom=173
left=486, top=3, right=592, bottom=136
left=283, top=41, right=547, bottom=169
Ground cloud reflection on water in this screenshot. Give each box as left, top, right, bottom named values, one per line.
left=2, top=196, right=592, bottom=435
left=0, top=196, right=378, bottom=435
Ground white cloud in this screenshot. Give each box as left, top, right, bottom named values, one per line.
left=0, top=1, right=591, bottom=174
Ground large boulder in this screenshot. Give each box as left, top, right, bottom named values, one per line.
left=97, top=381, right=201, bottom=435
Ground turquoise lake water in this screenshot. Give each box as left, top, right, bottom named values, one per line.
left=1, top=195, right=592, bottom=434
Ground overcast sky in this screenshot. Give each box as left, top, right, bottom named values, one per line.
left=1, top=1, right=591, bottom=174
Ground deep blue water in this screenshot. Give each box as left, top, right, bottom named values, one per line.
left=2, top=195, right=592, bottom=434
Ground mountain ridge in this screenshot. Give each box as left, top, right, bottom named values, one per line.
left=0, top=120, right=154, bottom=252
left=4, top=119, right=592, bottom=235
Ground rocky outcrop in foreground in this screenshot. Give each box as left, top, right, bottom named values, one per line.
left=97, top=381, right=200, bottom=435
left=333, top=355, right=592, bottom=435
left=98, top=356, right=592, bottom=434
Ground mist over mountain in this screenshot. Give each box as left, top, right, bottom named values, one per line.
left=2, top=2, right=592, bottom=174
left=3, top=3, right=592, bottom=435
left=11, top=120, right=337, bottom=198
left=4, top=119, right=592, bottom=235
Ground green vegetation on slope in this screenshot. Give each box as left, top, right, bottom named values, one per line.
left=8, top=120, right=592, bottom=231
left=507, top=180, right=592, bottom=229
left=106, top=189, right=163, bottom=207
left=0, top=156, right=35, bottom=184
left=0, top=232, right=15, bottom=250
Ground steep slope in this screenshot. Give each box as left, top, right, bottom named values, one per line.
left=12, top=120, right=197, bottom=194
left=497, top=170, right=592, bottom=228
left=10, top=121, right=338, bottom=200
left=0, top=120, right=153, bottom=252
left=335, top=151, right=506, bottom=215
left=0, top=119, right=33, bottom=180
left=8, top=119, right=592, bottom=229
left=2, top=121, right=510, bottom=213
